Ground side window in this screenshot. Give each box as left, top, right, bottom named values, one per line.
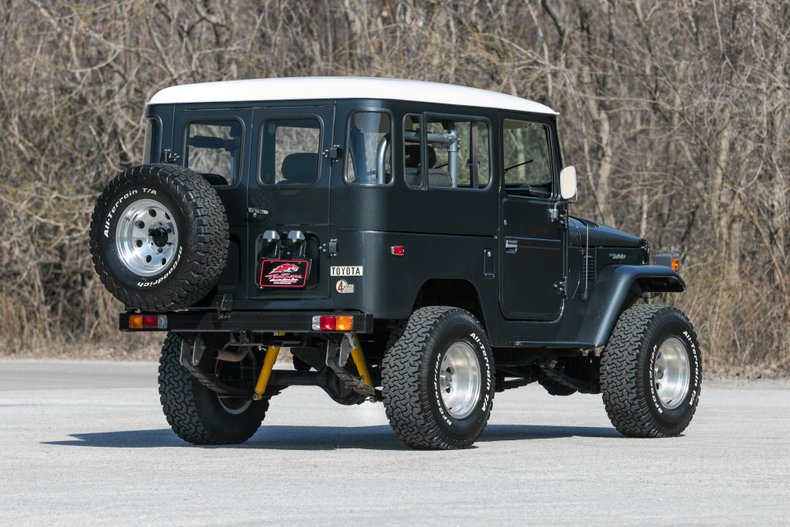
left=403, top=114, right=422, bottom=188
left=345, top=111, right=392, bottom=185
left=259, top=118, right=321, bottom=185
left=185, top=120, right=243, bottom=185
left=503, top=119, right=552, bottom=196
left=143, top=118, right=158, bottom=164
left=403, top=114, right=490, bottom=189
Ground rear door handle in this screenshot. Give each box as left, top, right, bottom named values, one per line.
left=505, top=239, right=518, bottom=253
left=247, top=207, right=269, bottom=221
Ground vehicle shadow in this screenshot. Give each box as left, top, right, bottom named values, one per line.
left=42, top=423, right=618, bottom=450
left=480, top=424, right=620, bottom=442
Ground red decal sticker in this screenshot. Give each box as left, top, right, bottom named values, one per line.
left=259, top=259, right=310, bottom=288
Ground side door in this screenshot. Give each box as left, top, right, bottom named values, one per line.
left=246, top=106, right=335, bottom=300
left=499, top=116, right=565, bottom=321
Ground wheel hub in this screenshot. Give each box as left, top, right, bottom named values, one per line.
left=653, top=337, right=691, bottom=410
left=150, top=227, right=170, bottom=248
left=439, top=342, right=481, bottom=419
left=115, top=199, right=179, bottom=277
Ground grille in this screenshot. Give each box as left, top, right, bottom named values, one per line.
left=582, top=251, right=595, bottom=282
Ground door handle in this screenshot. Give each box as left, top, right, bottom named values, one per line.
left=505, top=239, right=518, bottom=252
left=247, top=208, right=270, bottom=222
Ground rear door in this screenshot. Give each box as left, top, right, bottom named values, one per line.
left=246, top=106, right=335, bottom=300
left=173, top=107, right=253, bottom=300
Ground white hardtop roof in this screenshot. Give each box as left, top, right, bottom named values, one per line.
left=147, top=77, right=557, bottom=115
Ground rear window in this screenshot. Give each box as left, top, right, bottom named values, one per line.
left=184, top=120, right=243, bottom=185
left=259, top=118, right=322, bottom=185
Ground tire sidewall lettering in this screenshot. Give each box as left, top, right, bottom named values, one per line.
left=98, top=174, right=188, bottom=292
left=643, top=315, right=701, bottom=427
left=428, top=318, right=494, bottom=438
left=648, top=342, right=663, bottom=414
left=432, top=355, right=453, bottom=426
left=470, top=331, right=493, bottom=414
left=681, top=329, right=701, bottom=406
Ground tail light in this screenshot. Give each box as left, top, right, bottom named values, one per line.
left=128, top=314, right=168, bottom=329
left=311, top=315, right=354, bottom=332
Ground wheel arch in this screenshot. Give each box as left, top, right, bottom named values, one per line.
left=576, top=265, right=686, bottom=348
left=411, top=278, right=487, bottom=331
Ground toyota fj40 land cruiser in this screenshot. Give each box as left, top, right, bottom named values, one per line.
left=90, top=77, right=701, bottom=449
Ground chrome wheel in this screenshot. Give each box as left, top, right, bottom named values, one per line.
left=217, top=395, right=252, bottom=415
left=214, top=348, right=255, bottom=415
left=438, top=341, right=481, bottom=419
left=115, top=199, right=179, bottom=276
left=653, top=337, right=691, bottom=410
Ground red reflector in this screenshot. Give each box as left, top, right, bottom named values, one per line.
left=320, top=316, right=336, bottom=331
left=391, top=245, right=405, bottom=256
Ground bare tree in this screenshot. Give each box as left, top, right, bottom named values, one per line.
left=0, top=0, right=787, bottom=371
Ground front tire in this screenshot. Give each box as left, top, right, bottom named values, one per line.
left=382, top=307, right=495, bottom=450
left=158, top=333, right=267, bottom=445
left=600, top=304, right=701, bottom=437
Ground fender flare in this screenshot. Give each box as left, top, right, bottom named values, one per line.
left=575, top=265, right=685, bottom=348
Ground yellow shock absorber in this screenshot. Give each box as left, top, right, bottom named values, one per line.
left=254, top=333, right=283, bottom=399
left=349, top=333, right=373, bottom=387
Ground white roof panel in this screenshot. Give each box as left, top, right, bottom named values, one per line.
left=147, top=77, right=557, bottom=115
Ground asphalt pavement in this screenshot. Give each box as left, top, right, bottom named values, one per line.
left=1, top=359, right=789, bottom=526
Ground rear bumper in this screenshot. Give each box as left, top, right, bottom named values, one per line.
left=119, top=310, right=374, bottom=333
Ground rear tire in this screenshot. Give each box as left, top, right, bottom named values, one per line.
left=600, top=304, right=701, bottom=437
left=382, top=307, right=495, bottom=449
left=158, top=333, right=267, bottom=445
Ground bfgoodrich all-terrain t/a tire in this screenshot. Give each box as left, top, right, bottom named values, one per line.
left=382, top=306, right=495, bottom=450
left=600, top=304, right=702, bottom=437
left=89, top=164, right=228, bottom=311
left=158, top=333, right=268, bottom=445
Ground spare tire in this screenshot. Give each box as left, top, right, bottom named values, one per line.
left=89, top=164, right=229, bottom=311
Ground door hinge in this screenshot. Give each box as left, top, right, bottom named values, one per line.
left=548, top=205, right=568, bottom=226
left=483, top=248, right=495, bottom=279
left=553, top=279, right=567, bottom=297
left=160, top=149, right=180, bottom=164
left=216, top=294, right=233, bottom=321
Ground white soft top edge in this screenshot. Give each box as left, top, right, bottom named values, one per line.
left=147, top=77, right=558, bottom=115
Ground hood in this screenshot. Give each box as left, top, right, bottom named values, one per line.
left=569, top=217, right=645, bottom=248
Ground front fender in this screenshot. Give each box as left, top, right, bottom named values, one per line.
left=575, top=265, right=685, bottom=347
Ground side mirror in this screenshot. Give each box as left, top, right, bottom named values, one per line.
left=559, top=166, right=577, bottom=200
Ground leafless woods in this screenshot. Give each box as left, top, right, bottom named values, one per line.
left=0, top=0, right=787, bottom=371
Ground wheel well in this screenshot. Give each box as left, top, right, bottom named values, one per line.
left=632, top=276, right=685, bottom=295
left=412, top=279, right=486, bottom=330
